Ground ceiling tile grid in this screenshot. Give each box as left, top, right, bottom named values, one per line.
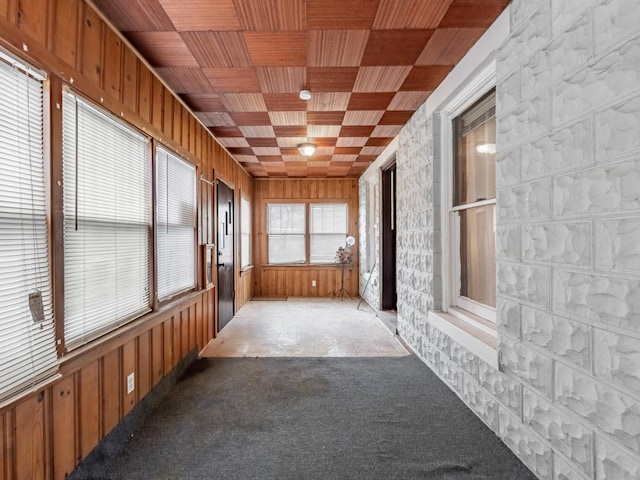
left=93, top=0, right=509, bottom=178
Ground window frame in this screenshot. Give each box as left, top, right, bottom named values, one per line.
left=266, top=200, right=350, bottom=266
left=240, top=193, right=252, bottom=270
left=439, top=64, right=497, bottom=326
left=61, top=89, right=153, bottom=351
left=155, top=144, right=197, bottom=303
left=0, top=48, right=59, bottom=404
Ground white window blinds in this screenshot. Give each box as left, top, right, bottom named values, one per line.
left=310, top=203, right=347, bottom=264
left=267, top=203, right=305, bottom=264
left=156, top=146, right=196, bottom=301
left=62, top=92, right=151, bottom=350
left=240, top=196, right=251, bottom=269
left=0, top=52, right=58, bottom=403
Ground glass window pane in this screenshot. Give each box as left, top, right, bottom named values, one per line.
left=459, top=205, right=496, bottom=308
left=454, top=91, right=496, bottom=206
left=310, top=234, right=346, bottom=264
left=268, top=235, right=305, bottom=264
left=310, top=203, right=347, bottom=234
left=268, top=203, right=305, bottom=234
left=241, top=197, right=251, bottom=268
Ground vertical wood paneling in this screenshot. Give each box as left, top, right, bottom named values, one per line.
left=163, top=87, right=173, bottom=137
left=180, top=310, right=189, bottom=357
left=0, top=412, right=6, bottom=480
left=138, top=64, right=152, bottom=123
left=181, top=106, right=190, bottom=149
left=52, top=376, right=75, bottom=480
left=15, top=392, right=46, bottom=480
left=151, top=324, right=164, bottom=387
left=79, top=362, right=99, bottom=458
left=172, top=316, right=181, bottom=367
left=80, top=5, right=103, bottom=86
left=102, top=28, right=122, bottom=99
left=122, top=340, right=136, bottom=416
left=172, top=98, right=182, bottom=143
left=0, top=0, right=9, bottom=20
left=122, top=48, right=138, bottom=112
left=137, top=331, right=151, bottom=399
left=163, top=318, right=173, bottom=375
left=16, top=0, right=48, bottom=45
left=101, top=350, right=120, bottom=435
left=151, top=75, right=164, bottom=131
left=52, top=0, right=78, bottom=68
left=189, top=304, right=197, bottom=351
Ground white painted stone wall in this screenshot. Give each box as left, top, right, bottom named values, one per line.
left=363, top=1, right=640, bottom=479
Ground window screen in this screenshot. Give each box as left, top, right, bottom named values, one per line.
left=156, top=146, right=196, bottom=301
left=62, top=92, right=151, bottom=349
left=0, top=51, right=58, bottom=403
left=267, top=203, right=305, bottom=264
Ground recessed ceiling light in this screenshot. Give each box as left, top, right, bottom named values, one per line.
left=299, top=89, right=312, bottom=101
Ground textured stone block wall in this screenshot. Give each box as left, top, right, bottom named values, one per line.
left=392, top=1, right=640, bottom=479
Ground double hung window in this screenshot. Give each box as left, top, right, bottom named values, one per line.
left=240, top=195, right=251, bottom=269
left=62, top=92, right=151, bottom=349
left=451, top=89, right=497, bottom=320
left=0, top=51, right=58, bottom=403
left=267, top=202, right=349, bottom=264
left=156, top=146, right=196, bottom=301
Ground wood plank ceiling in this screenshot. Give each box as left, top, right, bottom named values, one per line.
left=92, top=0, right=509, bottom=178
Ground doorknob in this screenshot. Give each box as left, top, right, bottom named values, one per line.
left=217, top=262, right=225, bottom=267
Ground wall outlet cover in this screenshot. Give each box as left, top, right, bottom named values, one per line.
left=127, top=373, right=135, bottom=394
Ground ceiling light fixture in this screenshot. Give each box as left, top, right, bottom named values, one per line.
left=299, top=89, right=312, bottom=101
left=298, top=142, right=317, bottom=157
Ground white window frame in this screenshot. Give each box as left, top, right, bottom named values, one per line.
left=240, top=194, right=251, bottom=270
left=434, top=62, right=499, bottom=367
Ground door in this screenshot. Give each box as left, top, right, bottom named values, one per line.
left=217, top=180, right=234, bottom=331
left=381, top=162, right=397, bottom=310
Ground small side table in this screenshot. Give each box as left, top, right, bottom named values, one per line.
left=332, top=262, right=352, bottom=300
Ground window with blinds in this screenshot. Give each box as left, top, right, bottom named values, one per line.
left=267, top=203, right=305, bottom=264
left=62, top=91, right=151, bottom=350
left=310, top=203, right=348, bottom=264
left=156, top=146, right=196, bottom=301
left=0, top=51, right=58, bottom=403
left=240, top=195, right=251, bottom=269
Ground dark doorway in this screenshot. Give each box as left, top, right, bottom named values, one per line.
left=217, top=180, right=234, bottom=331
left=381, top=161, right=397, bottom=310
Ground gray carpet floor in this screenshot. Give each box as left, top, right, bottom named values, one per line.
left=78, top=356, right=536, bottom=479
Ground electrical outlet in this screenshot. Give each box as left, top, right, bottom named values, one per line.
left=127, top=373, right=135, bottom=394
left=311, top=280, right=316, bottom=287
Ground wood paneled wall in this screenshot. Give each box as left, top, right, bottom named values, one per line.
left=253, top=179, right=359, bottom=298
left=0, top=1, right=252, bottom=478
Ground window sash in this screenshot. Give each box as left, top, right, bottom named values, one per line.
left=267, top=203, right=305, bottom=264
left=450, top=89, right=496, bottom=320
left=310, top=203, right=348, bottom=264
left=0, top=52, right=58, bottom=404
left=156, top=146, right=196, bottom=301
left=62, top=92, right=151, bottom=350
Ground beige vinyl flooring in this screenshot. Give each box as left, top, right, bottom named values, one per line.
left=201, top=297, right=410, bottom=358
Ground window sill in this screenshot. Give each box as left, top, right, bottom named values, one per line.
left=427, top=309, right=498, bottom=369
left=240, top=265, right=254, bottom=274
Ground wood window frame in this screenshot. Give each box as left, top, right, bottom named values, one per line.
left=265, top=200, right=349, bottom=266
